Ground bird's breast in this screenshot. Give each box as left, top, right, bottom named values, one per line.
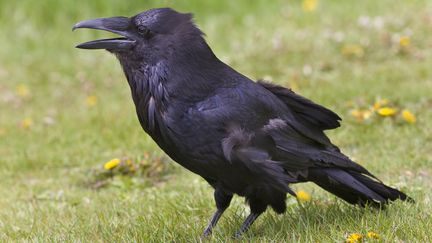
left=125, top=61, right=170, bottom=134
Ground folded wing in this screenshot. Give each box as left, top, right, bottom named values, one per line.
left=257, top=80, right=341, bottom=131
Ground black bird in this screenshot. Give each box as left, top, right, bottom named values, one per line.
left=73, top=8, right=411, bottom=237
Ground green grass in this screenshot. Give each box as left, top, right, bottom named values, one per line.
left=1, top=0, right=431, bottom=241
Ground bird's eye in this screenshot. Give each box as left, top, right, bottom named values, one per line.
left=137, top=25, right=151, bottom=37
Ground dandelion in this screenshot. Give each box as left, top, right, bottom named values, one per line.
left=372, top=98, right=389, bottom=110
left=350, top=109, right=372, bottom=121
left=362, top=110, right=372, bottom=120
left=350, top=109, right=362, bottom=120
left=85, top=95, right=97, bottom=107
left=346, top=233, right=363, bottom=243
left=367, top=231, right=380, bottom=239
left=302, top=0, right=318, bottom=12
left=402, top=110, right=416, bottom=123
left=104, top=158, right=121, bottom=170
left=296, top=190, right=311, bottom=202
left=377, top=107, right=397, bottom=117
left=341, top=44, right=364, bottom=58
left=16, top=84, right=30, bottom=98
left=20, top=118, right=33, bottom=129
left=399, top=36, right=410, bottom=47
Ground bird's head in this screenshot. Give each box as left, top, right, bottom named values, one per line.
left=73, top=8, right=209, bottom=64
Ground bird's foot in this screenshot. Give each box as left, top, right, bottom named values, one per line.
left=201, top=227, right=212, bottom=239
left=232, top=212, right=260, bottom=239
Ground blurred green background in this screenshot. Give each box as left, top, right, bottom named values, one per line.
left=0, top=0, right=431, bottom=241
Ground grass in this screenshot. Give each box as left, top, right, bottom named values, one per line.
left=1, top=0, right=431, bottom=241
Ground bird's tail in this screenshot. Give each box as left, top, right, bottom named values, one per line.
left=306, top=168, right=412, bottom=207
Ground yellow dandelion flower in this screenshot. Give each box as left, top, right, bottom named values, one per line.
left=377, top=107, right=397, bottom=117
left=367, top=231, right=380, bottom=239
left=346, top=233, right=363, bottom=243
left=402, top=110, right=416, bottom=124
left=399, top=36, right=410, bottom=47
left=20, top=118, right=33, bottom=129
left=341, top=44, right=364, bottom=58
left=373, top=99, right=389, bottom=110
left=302, top=0, right=318, bottom=12
left=373, top=103, right=380, bottom=110
left=362, top=110, right=372, bottom=120
left=296, top=190, right=311, bottom=202
left=351, top=109, right=362, bottom=119
left=350, top=109, right=372, bottom=121
left=85, top=95, right=97, bottom=107
left=16, top=84, right=30, bottom=98
left=104, top=158, right=121, bottom=170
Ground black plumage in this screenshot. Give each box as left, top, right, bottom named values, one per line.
left=73, top=8, right=411, bottom=237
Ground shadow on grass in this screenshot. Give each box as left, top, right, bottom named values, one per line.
left=238, top=199, right=404, bottom=240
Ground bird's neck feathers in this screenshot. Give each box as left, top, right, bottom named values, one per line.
left=116, top=36, right=228, bottom=135
left=116, top=57, right=169, bottom=134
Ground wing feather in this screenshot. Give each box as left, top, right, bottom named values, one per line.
left=257, top=80, right=341, bottom=130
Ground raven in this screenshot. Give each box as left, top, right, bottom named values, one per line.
left=73, top=8, right=411, bottom=237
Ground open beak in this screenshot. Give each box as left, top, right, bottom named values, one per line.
left=73, top=16, right=136, bottom=50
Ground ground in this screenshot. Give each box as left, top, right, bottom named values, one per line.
left=0, top=0, right=431, bottom=242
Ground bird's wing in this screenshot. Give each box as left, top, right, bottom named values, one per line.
left=182, top=78, right=360, bottom=172
left=260, top=118, right=377, bottom=178
left=257, top=80, right=341, bottom=130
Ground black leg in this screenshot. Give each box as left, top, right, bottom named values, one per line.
left=233, top=196, right=267, bottom=238
left=233, top=212, right=261, bottom=238
left=202, top=209, right=225, bottom=237
left=201, top=188, right=233, bottom=237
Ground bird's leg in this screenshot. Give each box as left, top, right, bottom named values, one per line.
left=233, top=196, right=266, bottom=238
left=202, top=189, right=233, bottom=237
left=202, top=209, right=225, bottom=237
left=233, top=212, right=262, bottom=238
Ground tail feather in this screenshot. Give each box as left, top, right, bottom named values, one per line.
left=307, top=168, right=411, bottom=207
left=350, top=171, right=412, bottom=202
